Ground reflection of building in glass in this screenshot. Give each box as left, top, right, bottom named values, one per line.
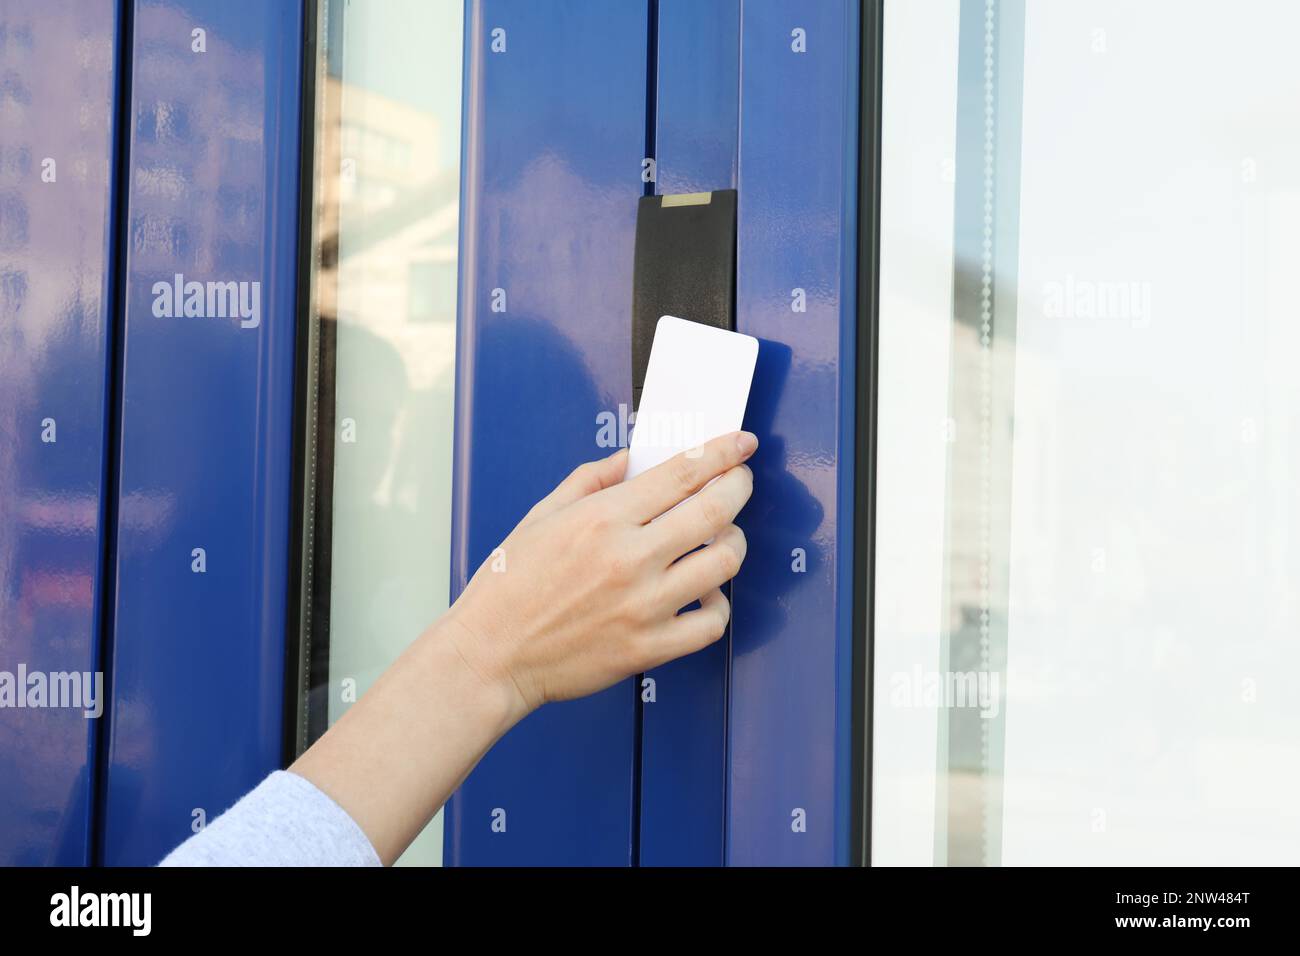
left=316, top=73, right=458, bottom=391
left=936, top=0, right=1025, bottom=867
left=941, top=305, right=1017, bottom=867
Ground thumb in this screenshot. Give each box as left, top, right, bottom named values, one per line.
left=519, top=448, right=628, bottom=527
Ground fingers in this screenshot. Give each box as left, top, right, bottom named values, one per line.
left=660, top=524, right=746, bottom=610
left=649, top=464, right=753, bottom=560
left=521, top=449, right=628, bottom=526
left=614, top=431, right=758, bottom=523
left=639, top=588, right=731, bottom=670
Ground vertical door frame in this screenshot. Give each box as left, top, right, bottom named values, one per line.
left=852, top=0, right=883, bottom=868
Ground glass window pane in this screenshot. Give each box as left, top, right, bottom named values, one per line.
left=294, top=0, right=464, bottom=867
left=874, top=0, right=1300, bottom=865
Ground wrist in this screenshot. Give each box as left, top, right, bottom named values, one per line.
left=431, top=613, right=533, bottom=732
left=293, top=617, right=532, bottom=865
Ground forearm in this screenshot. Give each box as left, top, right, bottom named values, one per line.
left=289, top=616, right=528, bottom=865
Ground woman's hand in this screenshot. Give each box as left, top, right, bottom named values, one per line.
left=292, top=430, right=756, bottom=864
left=446, top=429, right=758, bottom=721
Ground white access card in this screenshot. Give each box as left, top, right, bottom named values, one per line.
left=626, top=315, right=759, bottom=482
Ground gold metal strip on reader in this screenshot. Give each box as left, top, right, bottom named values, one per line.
left=660, top=191, right=713, bottom=207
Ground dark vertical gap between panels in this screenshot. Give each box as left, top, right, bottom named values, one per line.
left=91, top=0, right=135, bottom=868
left=644, top=0, right=659, bottom=204
left=631, top=0, right=659, bottom=869
left=296, top=0, right=343, bottom=754
left=307, top=293, right=339, bottom=749
left=851, top=0, right=883, bottom=868
left=283, top=0, right=322, bottom=765
left=723, top=0, right=741, bottom=870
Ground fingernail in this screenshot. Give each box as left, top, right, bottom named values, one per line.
left=737, top=431, right=758, bottom=459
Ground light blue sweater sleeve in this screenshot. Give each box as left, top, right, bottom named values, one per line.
left=158, top=770, right=381, bottom=867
